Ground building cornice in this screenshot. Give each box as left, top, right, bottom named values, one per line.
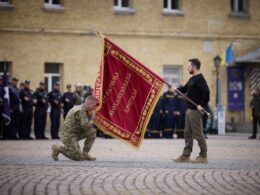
left=1, top=27, right=260, bottom=41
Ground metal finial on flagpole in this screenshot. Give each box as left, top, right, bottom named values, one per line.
left=95, top=31, right=105, bottom=38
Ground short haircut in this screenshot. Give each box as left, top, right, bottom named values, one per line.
left=189, top=58, right=201, bottom=70
left=85, top=95, right=97, bottom=103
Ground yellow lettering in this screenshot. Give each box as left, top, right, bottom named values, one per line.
left=124, top=89, right=137, bottom=113
left=109, top=73, right=132, bottom=117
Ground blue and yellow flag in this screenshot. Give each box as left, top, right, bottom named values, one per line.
left=226, top=44, right=234, bottom=64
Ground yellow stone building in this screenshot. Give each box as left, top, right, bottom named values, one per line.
left=0, top=0, right=260, bottom=130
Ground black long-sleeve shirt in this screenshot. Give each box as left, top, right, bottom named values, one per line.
left=178, top=73, right=210, bottom=110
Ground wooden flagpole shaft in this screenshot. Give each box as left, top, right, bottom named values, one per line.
left=164, top=82, right=210, bottom=116
left=94, top=31, right=105, bottom=38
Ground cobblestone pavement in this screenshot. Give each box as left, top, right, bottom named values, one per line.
left=0, top=133, right=260, bottom=195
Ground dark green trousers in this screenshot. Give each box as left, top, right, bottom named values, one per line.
left=183, top=109, right=207, bottom=157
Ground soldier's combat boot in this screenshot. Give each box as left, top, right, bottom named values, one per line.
left=51, top=144, right=61, bottom=161
left=83, top=152, right=96, bottom=161
left=174, top=155, right=190, bottom=163
left=191, top=156, right=208, bottom=163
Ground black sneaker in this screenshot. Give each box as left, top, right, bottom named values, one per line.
left=248, top=136, right=256, bottom=139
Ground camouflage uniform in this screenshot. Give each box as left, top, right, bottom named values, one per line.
left=59, top=104, right=96, bottom=161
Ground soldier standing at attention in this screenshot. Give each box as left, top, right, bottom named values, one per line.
left=74, top=83, right=84, bottom=105
left=173, top=93, right=188, bottom=139
left=48, top=82, right=62, bottom=139
left=162, top=88, right=176, bottom=138
left=62, top=84, right=76, bottom=119
left=9, top=77, right=21, bottom=139
left=34, top=81, right=48, bottom=139
left=51, top=95, right=97, bottom=161
left=171, top=58, right=210, bottom=163
left=249, top=87, right=260, bottom=139
left=20, top=80, right=35, bottom=140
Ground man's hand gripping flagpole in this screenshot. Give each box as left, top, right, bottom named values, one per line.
left=166, top=82, right=210, bottom=117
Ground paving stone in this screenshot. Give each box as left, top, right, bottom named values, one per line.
left=0, top=133, right=260, bottom=194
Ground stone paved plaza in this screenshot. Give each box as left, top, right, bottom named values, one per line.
left=0, top=133, right=259, bottom=195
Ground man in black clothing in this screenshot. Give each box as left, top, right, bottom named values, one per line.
left=62, top=84, right=76, bottom=119
left=3, top=78, right=18, bottom=139
left=249, top=88, right=260, bottom=139
left=48, top=82, right=62, bottom=139
left=162, top=89, right=176, bottom=138
left=8, top=77, right=21, bottom=139
left=34, top=81, right=48, bottom=139
left=171, top=58, right=210, bottom=163
left=20, top=80, right=34, bottom=139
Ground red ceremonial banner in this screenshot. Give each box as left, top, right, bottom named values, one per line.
left=94, top=38, right=164, bottom=149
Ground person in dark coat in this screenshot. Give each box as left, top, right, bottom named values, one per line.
left=34, top=81, right=48, bottom=139
left=249, top=87, right=260, bottom=139
left=62, top=84, right=76, bottom=119
left=48, top=82, right=62, bottom=139
left=8, top=77, right=22, bottom=139
left=162, top=89, right=176, bottom=138
left=146, top=96, right=163, bottom=138
left=19, top=80, right=34, bottom=139
left=173, top=94, right=188, bottom=139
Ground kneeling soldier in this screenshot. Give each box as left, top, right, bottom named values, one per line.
left=51, top=95, right=98, bottom=161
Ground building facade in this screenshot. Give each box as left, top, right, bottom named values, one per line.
left=0, top=0, right=260, bottom=128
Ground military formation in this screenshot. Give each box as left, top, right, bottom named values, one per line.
left=0, top=77, right=211, bottom=142
left=0, top=76, right=93, bottom=140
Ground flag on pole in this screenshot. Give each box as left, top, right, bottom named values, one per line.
left=94, top=37, right=164, bottom=149
left=226, top=43, right=234, bottom=64
left=1, top=63, right=11, bottom=126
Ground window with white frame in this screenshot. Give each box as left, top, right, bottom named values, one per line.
left=163, top=65, right=181, bottom=91
left=114, top=0, right=134, bottom=13
left=230, top=0, right=248, bottom=15
left=44, top=63, right=61, bottom=92
left=163, top=0, right=183, bottom=15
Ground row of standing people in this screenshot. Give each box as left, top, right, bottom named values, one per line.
left=0, top=77, right=92, bottom=140
left=147, top=88, right=209, bottom=139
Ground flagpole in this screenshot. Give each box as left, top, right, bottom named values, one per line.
left=164, top=81, right=210, bottom=116
left=94, top=31, right=105, bottom=38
